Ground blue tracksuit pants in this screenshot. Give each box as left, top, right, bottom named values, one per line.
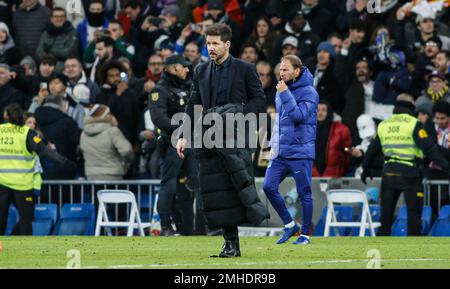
left=263, top=157, right=313, bottom=235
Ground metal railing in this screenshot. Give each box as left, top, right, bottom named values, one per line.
left=38, top=179, right=161, bottom=235
left=423, top=179, right=450, bottom=215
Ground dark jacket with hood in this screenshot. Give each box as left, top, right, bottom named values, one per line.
left=196, top=103, right=270, bottom=229
left=34, top=103, right=81, bottom=179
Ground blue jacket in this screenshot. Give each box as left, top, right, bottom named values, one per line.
left=271, top=68, right=318, bottom=160
left=76, top=19, right=109, bottom=51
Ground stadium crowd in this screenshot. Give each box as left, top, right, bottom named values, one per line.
left=0, top=0, right=449, bottom=227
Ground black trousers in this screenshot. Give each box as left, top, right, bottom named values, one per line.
left=158, top=147, right=199, bottom=230
left=0, top=185, right=35, bottom=235
left=379, top=174, right=423, bottom=236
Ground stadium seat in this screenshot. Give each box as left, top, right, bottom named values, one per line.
left=391, top=205, right=432, bottom=236
left=430, top=205, right=450, bottom=236
left=5, top=205, right=19, bottom=236
left=313, top=205, right=354, bottom=236
left=54, top=204, right=95, bottom=236
left=350, top=205, right=381, bottom=236
left=33, top=204, right=58, bottom=236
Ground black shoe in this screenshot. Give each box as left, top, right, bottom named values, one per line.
left=160, top=228, right=180, bottom=236
left=217, top=240, right=241, bottom=258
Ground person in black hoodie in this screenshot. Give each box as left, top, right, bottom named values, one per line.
left=0, top=22, right=22, bottom=67
left=34, top=93, right=81, bottom=180
left=97, top=60, right=140, bottom=146
left=36, top=7, right=80, bottom=73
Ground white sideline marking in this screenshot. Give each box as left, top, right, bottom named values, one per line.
left=80, top=258, right=447, bottom=269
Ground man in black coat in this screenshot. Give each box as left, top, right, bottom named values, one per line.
left=0, top=64, right=26, bottom=123
left=177, top=24, right=269, bottom=257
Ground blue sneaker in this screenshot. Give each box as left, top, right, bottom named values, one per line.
left=293, top=235, right=311, bottom=245
left=276, top=224, right=300, bottom=244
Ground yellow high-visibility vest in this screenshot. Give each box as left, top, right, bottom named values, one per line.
left=0, top=123, right=35, bottom=191
left=378, top=114, right=424, bottom=167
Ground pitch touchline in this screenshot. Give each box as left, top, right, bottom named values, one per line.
left=79, top=258, right=447, bottom=269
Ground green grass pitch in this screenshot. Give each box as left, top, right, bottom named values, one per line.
left=1, top=236, right=449, bottom=269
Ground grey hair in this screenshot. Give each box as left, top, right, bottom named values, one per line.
left=0, top=63, right=11, bottom=71
left=396, top=93, right=415, bottom=104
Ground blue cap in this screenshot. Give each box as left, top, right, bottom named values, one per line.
left=316, top=41, right=336, bottom=60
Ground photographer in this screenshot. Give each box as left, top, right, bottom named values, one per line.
left=149, top=54, right=198, bottom=236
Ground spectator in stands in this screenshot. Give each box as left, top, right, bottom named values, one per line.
left=394, top=7, right=450, bottom=63
left=123, top=0, right=148, bottom=39
left=245, top=16, right=280, bottom=62
left=313, top=100, right=352, bottom=177
left=90, top=37, right=118, bottom=83
left=434, top=50, right=450, bottom=83
left=239, top=43, right=259, bottom=64
left=34, top=93, right=81, bottom=180
left=334, top=18, right=368, bottom=92
left=65, top=57, right=100, bottom=107
left=0, top=22, right=22, bottom=67
left=424, top=101, right=450, bottom=220
left=203, top=0, right=241, bottom=56
left=29, top=73, right=85, bottom=129
left=415, top=71, right=450, bottom=117
left=292, top=0, right=332, bottom=39
left=97, top=60, right=140, bottom=146
left=411, top=37, right=442, bottom=98
left=25, top=54, right=58, bottom=97
left=145, top=54, right=164, bottom=83
left=281, top=36, right=300, bottom=58
left=132, top=14, right=168, bottom=77
left=160, top=4, right=183, bottom=43
left=184, top=41, right=204, bottom=69
left=76, top=0, right=109, bottom=51
left=327, top=32, right=343, bottom=55
left=275, top=10, right=320, bottom=61
left=36, top=7, right=80, bottom=73
left=305, top=41, right=343, bottom=115
left=108, top=19, right=135, bottom=60
left=256, top=60, right=276, bottom=106
left=80, top=104, right=134, bottom=180
left=370, top=26, right=411, bottom=107
left=0, top=64, right=26, bottom=123
left=12, top=0, right=51, bottom=59
left=351, top=114, right=383, bottom=178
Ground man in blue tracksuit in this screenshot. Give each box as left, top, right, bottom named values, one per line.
left=263, top=54, right=318, bottom=245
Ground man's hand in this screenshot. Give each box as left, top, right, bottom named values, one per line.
left=116, top=81, right=128, bottom=96
left=176, top=138, right=187, bottom=159
left=342, top=37, right=352, bottom=50
left=276, top=80, right=288, bottom=93
left=360, top=169, right=373, bottom=185
left=37, top=87, right=48, bottom=104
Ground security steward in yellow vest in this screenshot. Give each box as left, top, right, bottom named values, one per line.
left=362, top=95, right=449, bottom=236
left=0, top=104, right=76, bottom=235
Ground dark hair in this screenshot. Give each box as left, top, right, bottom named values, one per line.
left=240, top=43, right=258, bottom=55
left=185, top=41, right=201, bottom=53
left=4, top=103, right=24, bottom=126
left=96, top=36, right=115, bottom=48
left=349, top=18, right=367, bottom=32
left=52, top=6, right=66, bottom=16
left=327, top=32, right=343, bottom=41
left=205, top=24, right=232, bottom=43
left=89, top=0, right=104, bottom=8
left=40, top=54, right=58, bottom=67
left=438, top=50, right=450, bottom=61
left=109, top=19, right=123, bottom=29
left=124, top=0, right=142, bottom=9
left=99, top=60, right=126, bottom=84
left=433, top=101, right=450, bottom=116
left=281, top=55, right=303, bottom=70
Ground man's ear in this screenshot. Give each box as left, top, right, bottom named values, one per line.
left=295, top=67, right=301, bottom=77
left=226, top=41, right=231, bottom=48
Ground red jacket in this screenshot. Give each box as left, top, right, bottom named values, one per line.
left=313, top=122, right=352, bottom=177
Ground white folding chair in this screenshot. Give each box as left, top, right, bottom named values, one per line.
left=324, top=189, right=381, bottom=237
left=95, top=190, right=148, bottom=237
